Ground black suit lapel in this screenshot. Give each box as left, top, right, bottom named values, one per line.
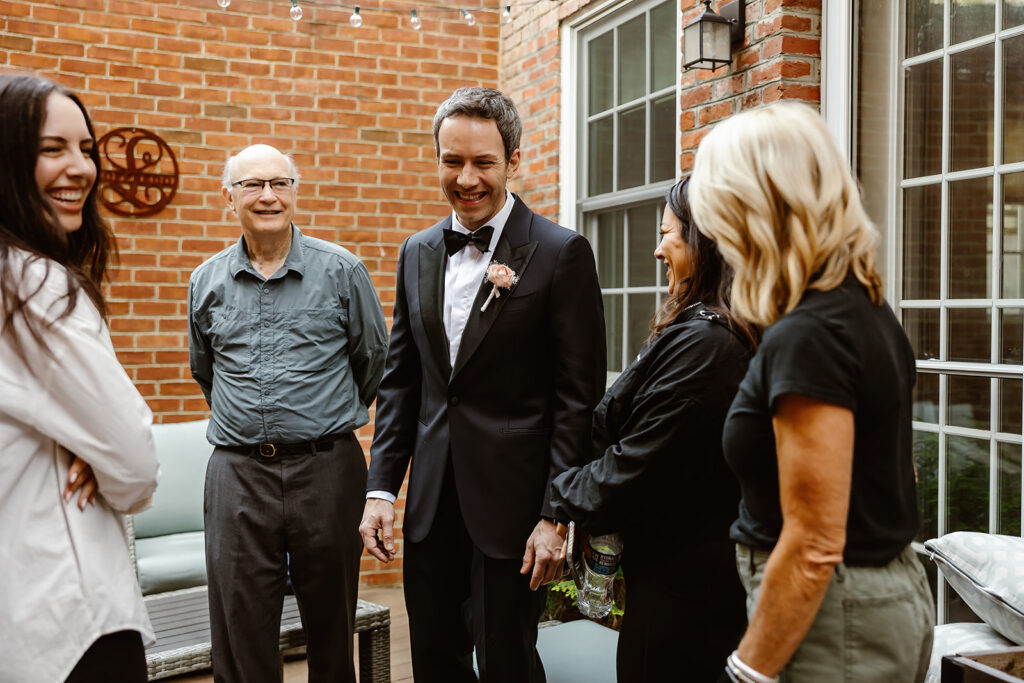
left=451, top=201, right=539, bottom=379
left=418, top=226, right=452, bottom=376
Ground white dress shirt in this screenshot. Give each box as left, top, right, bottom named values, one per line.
left=443, top=191, right=515, bottom=366
left=0, top=252, right=160, bottom=682
left=368, top=191, right=516, bottom=504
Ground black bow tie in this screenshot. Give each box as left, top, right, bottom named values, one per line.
left=443, top=226, right=493, bottom=256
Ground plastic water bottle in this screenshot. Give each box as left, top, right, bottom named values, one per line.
left=576, top=532, right=623, bottom=618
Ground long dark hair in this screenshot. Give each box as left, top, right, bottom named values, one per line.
left=649, top=177, right=756, bottom=348
left=0, top=74, right=115, bottom=356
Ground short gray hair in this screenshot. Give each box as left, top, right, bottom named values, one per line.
left=432, top=87, right=522, bottom=161
left=221, top=147, right=301, bottom=191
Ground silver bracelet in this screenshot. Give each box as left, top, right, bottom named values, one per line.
left=727, top=651, right=779, bottom=683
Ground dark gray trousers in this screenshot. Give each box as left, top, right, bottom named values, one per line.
left=205, top=433, right=366, bottom=683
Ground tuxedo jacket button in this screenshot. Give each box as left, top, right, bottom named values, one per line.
left=449, top=395, right=460, bottom=406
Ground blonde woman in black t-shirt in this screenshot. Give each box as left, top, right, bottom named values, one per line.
left=689, top=101, right=934, bottom=683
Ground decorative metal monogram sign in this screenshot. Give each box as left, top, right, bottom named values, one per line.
left=97, top=127, right=178, bottom=217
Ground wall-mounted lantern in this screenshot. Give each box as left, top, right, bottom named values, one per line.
left=683, top=1, right=746, bottom=71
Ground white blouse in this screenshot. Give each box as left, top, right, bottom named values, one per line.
left=0, top=252, right=160, bottom=682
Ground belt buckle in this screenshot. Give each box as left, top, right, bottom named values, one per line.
left=258, top=443, right=277, bottom=458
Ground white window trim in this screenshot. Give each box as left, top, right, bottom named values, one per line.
left=559, top=0, right=681, bottom=231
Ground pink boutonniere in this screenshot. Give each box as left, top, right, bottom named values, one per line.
left=481, top=262, right=519, bottom=312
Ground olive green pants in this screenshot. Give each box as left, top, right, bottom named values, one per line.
left=736, top=543, right=935, bottom=683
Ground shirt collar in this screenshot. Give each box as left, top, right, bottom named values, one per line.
left=230, top=225, right=305, bottom=280
left=450, top=190, right=515, bottom=254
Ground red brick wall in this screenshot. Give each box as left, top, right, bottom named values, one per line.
left=1, top=0, right=500, bottom=586
left=502, top=0, right=822, bottom=215
left=677, top=0, right=822, bottom=172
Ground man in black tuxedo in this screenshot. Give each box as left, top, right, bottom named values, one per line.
left=359, top=87, right=605, bottom=682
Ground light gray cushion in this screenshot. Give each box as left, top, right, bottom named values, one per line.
left=471, top=620, right=619, bottom=681
left=925, top=532, right=1024, bottom=645
left=135, top=531, right=207, bottom=596
left=537, top=620, right=618, bottom=682
left=132, top=420, right=213, bottom=539
left=924, top=623, right=1013, bottom=683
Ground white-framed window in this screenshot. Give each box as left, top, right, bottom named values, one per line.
left=856, top=0, right=1024, bottom=625
left=564, top=0, right=680, bottom=376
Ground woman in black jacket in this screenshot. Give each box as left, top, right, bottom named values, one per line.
left=551, top=177, right=755, bottom=682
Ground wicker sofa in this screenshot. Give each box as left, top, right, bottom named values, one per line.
left=129, top=419, right=391, bottom=681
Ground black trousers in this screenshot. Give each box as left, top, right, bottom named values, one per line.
left=403, top=462, right=547, bottom=683
left=65, top=630, right=146, bottom=683
left=204, top=433, right=366, bottom=683
left=616, top=539, right=746, bottom=683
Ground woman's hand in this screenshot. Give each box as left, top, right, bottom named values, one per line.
left=734, top=393, right=854, bottom=677
left=64, top=454, right=97, bottom=510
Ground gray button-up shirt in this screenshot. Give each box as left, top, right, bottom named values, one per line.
left=188, top=226, right=387, bottom=446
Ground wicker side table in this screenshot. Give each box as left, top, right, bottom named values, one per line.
left=143, top=586, right=391, bottom=682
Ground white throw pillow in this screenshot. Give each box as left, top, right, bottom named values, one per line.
left=924, top=623, right=1013, bottom=683
left=924, top=532, right=1024, bottom=645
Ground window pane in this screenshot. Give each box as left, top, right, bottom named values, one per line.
left=948, top=375, right=991, bottom=429
left=997, top=442, right=1021, bottom=536
left=949, top=308, right=992, bottom=362
left=950, top=45, right=994, bottom=172
left=628, top=293, right=656, bottom=361
left=589, top=116, right=614, bottom=196
left=1006, top=36, right=1024, bottom=164
left=627, top=204, right=658, bottom=287
left=904, top=59, right=943, bottom=178
left=604, top=293, right=623, bottom=373
left=1002, top=174, right=1024, bottom=297
left=906, top=0, right=943, bottom=57
left=588, top=33, right=614, bottom=114
left=618, top=15, right=646, bottom=104
left=914, top=429, right=939, bottom=541
left=914, top=371, right=940, bottom=423
left=596, top=210, right=624, bottom=288
left=951, top=0, right=995, bottom=44
left=650, top=94, right=676, bottom=183
left=617, top=105, right=646, bottom=190
left=903, top=184, right=942, bottom=300
left=946, top=435, right=990, bottom=533
left=998, top=378, right=1021, bottom=433
left=1001, top=308, right=1023, bottom=363
left=1006, top=0, right=1024, bottom=28
left=903, top=308, right=940, bottom=360
left=650, top=0, right=676, bottom=91
left=948, top=177, right=993, bottom=299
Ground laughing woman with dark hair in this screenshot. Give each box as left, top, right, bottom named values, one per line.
left=0, top=74, right=159, bottom=683
left=551, top=177, right=756, bottom=682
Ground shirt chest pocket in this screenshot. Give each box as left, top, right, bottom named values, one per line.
left=282, top=308, right=346, bottom=373
left=207, top=307, right=254, bottom=373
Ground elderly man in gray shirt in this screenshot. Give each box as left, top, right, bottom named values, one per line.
left=188, top=144, right=387, bottom=683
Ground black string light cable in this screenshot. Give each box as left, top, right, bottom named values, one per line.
left=214, top=0, right=550, bottom=28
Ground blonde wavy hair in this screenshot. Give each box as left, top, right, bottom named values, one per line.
left=688, top=101, right=882, bottom=328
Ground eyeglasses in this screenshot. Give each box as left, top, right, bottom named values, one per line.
left=231, top=177, right=296, bottom=194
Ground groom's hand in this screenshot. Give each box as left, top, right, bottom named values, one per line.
left=521, top=519, right=568, bottom=591
left=359, top=498, right=396, bottom=563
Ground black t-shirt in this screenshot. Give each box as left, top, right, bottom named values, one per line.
left=723, top=274, right=920, bottom=566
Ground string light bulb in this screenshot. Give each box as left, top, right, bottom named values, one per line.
left=409, top=9, right=422, bottom=30
left=502, top=5, right=512, bottom=24
left=349, top=5, right=362, bottom=27
left=462, top=8, right=476, bottom=26
left=217, top=0, right=230, bottom=8
left=289, top=0, right=302, bottom=20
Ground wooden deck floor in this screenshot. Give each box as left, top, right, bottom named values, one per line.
left=173, top=586, right=411, bottom=682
